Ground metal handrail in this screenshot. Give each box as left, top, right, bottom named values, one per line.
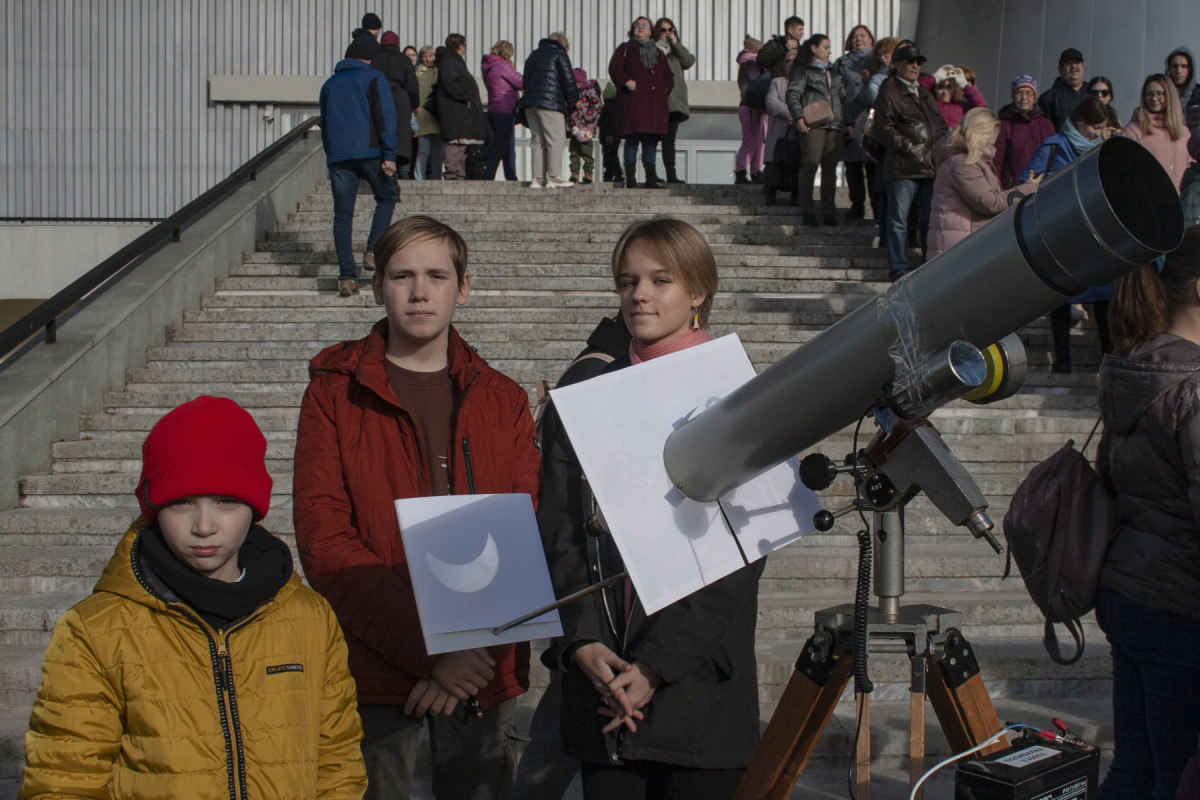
left=0, top=115, right=320, bottom=362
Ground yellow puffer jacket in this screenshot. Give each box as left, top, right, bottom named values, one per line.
left=20, top=520, right=367, bottom=799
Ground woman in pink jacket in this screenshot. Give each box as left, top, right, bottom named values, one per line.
left=1122, top=73, right=1193, bottom=193
left=927, top=107, right=1041, bottom=258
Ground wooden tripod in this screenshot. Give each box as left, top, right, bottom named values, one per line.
left=735, top=603, right=1005, bottom=800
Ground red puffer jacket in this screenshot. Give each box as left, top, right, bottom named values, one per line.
left=293, top=320, right=540, bottom=710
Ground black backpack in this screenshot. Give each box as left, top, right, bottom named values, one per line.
left=741, top=72, right=772, bottom=111
left=1002, top=422, right=1115, bottom=665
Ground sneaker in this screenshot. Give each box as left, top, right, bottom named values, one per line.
left=337, top=279, right=359, bottom=297
left=529, top=178, right=544, bottom=189
left=362, top=252, right=376, bottom=272
left=545, top=176, right=574, bottom=189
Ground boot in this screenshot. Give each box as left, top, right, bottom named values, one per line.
left=612, top=170, right=625, bottom=185
left=750, top=170, right=765, bottom=184
left=734, top=169, right=750, bottom=185
left=665, top=166, right=685, bottom=184
left=625, top=164, right=638, bottom=189
left=569, top=172, right=579, bottom=183
left=643, top=164, right=663, bottom=189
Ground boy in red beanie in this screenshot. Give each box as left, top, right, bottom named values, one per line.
left=293, top=215, right=540, bottom=799
left=20, top=395, right=367, bottom=799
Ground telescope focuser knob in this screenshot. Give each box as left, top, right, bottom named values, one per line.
left=799, top=453, right=838, bottom=491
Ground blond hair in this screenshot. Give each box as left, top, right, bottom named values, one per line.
left=611, top=217, right=718, bottom=326
left=1137, top=74, right=1187, bottom=141
left=490, top=40, right=514, bottom=61
left=950, top=107, right=1001, bottom=166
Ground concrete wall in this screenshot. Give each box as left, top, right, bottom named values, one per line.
left=0, top=135, right=326, bottom=511
left=0, top=225, right=153, bottom=301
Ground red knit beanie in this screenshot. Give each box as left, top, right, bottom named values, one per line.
left=137, top=396, right=272, bottom=523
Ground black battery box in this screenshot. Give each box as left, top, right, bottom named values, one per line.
left=954, top=737, right=1099, bottom=800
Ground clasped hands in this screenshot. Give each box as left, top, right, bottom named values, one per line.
left=404, top=647, right=496, bottom=717
left=574, top=642, right=661, bottom=734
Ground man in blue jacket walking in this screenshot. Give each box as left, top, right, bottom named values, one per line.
left=320, top=36, right=399, bottom=297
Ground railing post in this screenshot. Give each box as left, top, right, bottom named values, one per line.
left=44, top=319, right=56, bottom=344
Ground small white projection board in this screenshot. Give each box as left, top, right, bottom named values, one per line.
left=395, top=493, right=561, bottom=654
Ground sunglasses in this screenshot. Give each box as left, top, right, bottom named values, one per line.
left=633, top=21, right=651, bottom=28
left=1089, top=88, right=1111, bottom=97
left=660, top=27, right=675, bottom=33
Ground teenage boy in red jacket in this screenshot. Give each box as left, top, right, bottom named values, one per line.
left=293, top=215, right=541, bottom=799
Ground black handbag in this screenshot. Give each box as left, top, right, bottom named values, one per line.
left=422, top=84, right=439, bottom=119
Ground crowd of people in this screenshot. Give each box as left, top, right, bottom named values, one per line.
left=328, top=13, right=698, bottom=190
left=13, top=11, right=1200, bottom=800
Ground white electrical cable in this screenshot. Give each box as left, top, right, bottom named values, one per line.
left=908, top=724, right=1037, bottom=800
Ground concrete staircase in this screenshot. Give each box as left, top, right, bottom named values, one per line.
left=0, top=181, right=1114, bottom=797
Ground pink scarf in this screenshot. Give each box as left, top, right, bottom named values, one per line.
left=628, top=327, right=712, bottom=364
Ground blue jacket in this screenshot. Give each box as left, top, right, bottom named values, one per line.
left=319, top=58, right=399, bottom=165
left=520, top=38, right=578, bottom=115
left=1021, top=131, right=1078, bottom=182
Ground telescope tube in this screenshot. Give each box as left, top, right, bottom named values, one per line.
left=664, top=137, right=1183, bottom=502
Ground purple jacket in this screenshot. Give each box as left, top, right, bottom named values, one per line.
left=994, top=103, right=1055, bottom=189
left=481, top=54, right=523, bottom=115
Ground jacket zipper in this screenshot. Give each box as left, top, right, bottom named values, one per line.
left=446, top=368, right=478, bottom=495
left=129, top=537, right=255, bottom=799
left=461, top=437, right=477, bottom=494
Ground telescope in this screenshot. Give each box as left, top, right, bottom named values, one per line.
left=664, top=137, right=1185, bottom=503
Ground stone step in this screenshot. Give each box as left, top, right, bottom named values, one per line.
left=276, top=217, right=877, bottom=237
left=199, top=292, right=878, bottom=312
left=213, top=275, right=878, bottom=295
left=266, top=229, right=876, bottom=248
left=232, top=258, right=886, bottom=276
left=180, top=305, right=864, bottom=328
left=255, top=237, right=881, bottom=256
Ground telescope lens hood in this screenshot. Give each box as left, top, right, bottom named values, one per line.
left=1017, top=136, right=1184, bottom=295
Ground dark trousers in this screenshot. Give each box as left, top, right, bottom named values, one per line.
left=359, top=699, right=521, bottom=800
left=1050, top=301, right=1112, bottom=370
left=601, top=137, right=623, bottom=178
left=1095, top=587, right=1200, bottom=800
left=845, top=159, right=878, bottom=216
left=580, top=759, right=744, bottom=800
left=510, top=672, right=579, bottom=800
left=623, top=133, right=659, bottom=166
left=485, top=111, right=518, bottom=180
left=661, top=113, right=685, bottom=178
left=328, top=159, right=396, bottom=281
left=797, top=127, right=844, bottom=215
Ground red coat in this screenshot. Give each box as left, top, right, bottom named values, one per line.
left=293, top=320, right=540, bottom=710
left=609, top=41, right=674, bottom=137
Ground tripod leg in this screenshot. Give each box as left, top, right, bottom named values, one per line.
left=856, top=692, right=871, bottom=799
left=909, top=656, right=926, bottom=798
left=735, top=633, right=852, bottom=800
left=926, top=629, right=1005, bottom=755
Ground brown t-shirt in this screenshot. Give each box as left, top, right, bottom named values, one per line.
left=384, top=360, right=454, bottom=496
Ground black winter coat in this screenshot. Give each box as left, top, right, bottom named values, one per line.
left=873, top=75, right=948, bottom=181
left=434, top=47, right=487, bottom=142
left=520, top=39, right=578, bottom=115
left=538, top=354, right=764, bottom=770
left=371, top=45, right=419, bottom=164
left=1097, top=335, right=1200, bottom=622
left=1036, top=77, right=1086, bottom=132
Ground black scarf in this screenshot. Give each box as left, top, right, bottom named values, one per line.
left=138, top=523, right=292, bottom=631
